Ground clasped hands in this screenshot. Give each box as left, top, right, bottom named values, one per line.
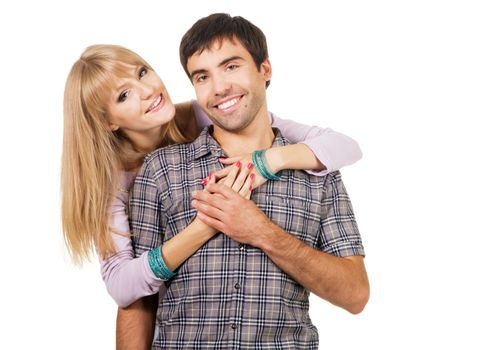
left=191, top=153, right=271, bottom=247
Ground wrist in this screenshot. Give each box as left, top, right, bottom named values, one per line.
left=253, top=219, right=281, bottom=251
left=264, top=147, right=288, bottom=173
left=191, top=216, right=217, bottom=237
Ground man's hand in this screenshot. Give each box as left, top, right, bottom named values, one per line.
left=192, top=183, right=369, bottom=314
left=191, top=183, right=271, bottom=247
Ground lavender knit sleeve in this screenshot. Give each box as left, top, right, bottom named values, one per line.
left=271, top=113, right=362, bottom=175
left=99, top=172, right=163, bottom=307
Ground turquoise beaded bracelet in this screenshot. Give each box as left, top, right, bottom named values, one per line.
left=252, top=149, right=281, bottom=180
left=148, top=246, right=177, bottom=280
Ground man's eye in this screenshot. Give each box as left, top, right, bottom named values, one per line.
left=118, top=91, right=129, bottom=102
left=196, top=75, right=207, bottom=83
left=226, top=64, right=238, bottom=71
left=138, top=67, right=148, bottom=79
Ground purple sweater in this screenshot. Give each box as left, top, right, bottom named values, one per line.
left=100, top=103, right=362, bottom=307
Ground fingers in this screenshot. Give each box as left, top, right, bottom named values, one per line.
left=193, top=187, right=227, bottom=207
left=191, top=198, right=224, bottom=220
left=250, top=167, right=267, bottom=190
left=210, top=167, right=232, bottom=181
left=199, top=183, right=237, bottom=200
left=239, top=173, right=255, bottom=199
left=204, top=174, right=217, bottom=193
left=218, top=156, right=242, bottom=165
left=221, top=161, right=241, bottom=188
left=231, top=161, right=252, bottom=192
left=196, top=212, right=226, bottom=233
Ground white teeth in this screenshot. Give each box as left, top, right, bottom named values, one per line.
left=218, top=98, right=239, bottom=110
left=148, top=95, right=162, bottom=112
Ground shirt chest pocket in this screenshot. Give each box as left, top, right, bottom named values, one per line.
left=259, top=194, right=322, bottom=247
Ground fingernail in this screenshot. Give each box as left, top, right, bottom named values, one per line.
left=219, top=157, right=225, bottom=160
left=235, top=161, right=241, bottom=168
left=201, top=179, right=207, bottom=185
left=249, top=185, right=252, bottom=191
left=250, top=173, right=255, bottom=179
left=247, top=162, right=254, bottom=170
left=191, top=199, right=197, bottom=206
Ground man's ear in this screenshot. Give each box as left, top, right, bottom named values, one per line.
left=260, top=59, right=272, bottom=81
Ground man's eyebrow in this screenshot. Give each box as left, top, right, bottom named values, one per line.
left=190, top=68, right=207, bottom=79
left=218, top=56, right=245, bottom=67
left=189, top=56, right=246, bottom=79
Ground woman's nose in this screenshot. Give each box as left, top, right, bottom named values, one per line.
left=138, top=81, right=154, bottom=99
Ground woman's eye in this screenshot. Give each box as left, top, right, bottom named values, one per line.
left=118, top=91, right=129, bottom=102
left=138, top=67, right=148, bottom=79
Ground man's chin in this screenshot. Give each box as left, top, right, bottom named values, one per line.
left=212, top=119, right=251, bottom=133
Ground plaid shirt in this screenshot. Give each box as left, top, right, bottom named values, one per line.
left=130, top=127, right=365, bottom=349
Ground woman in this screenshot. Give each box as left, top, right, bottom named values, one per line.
left=61, top=44, right=362, bottom=307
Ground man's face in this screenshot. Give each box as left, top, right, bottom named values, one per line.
left=187, top=38, right=272, bottom=132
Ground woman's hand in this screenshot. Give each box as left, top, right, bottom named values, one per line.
left=202, top=163, right=255, bottom=199
left=207, top=155, right=268, bottom=190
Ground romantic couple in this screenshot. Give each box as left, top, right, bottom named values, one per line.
left=62, top=12, right=369, bottom=349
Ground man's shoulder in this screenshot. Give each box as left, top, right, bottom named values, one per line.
left=288, top=168, right=340, bottom=185
left=143, top=141, right=195, bottom=167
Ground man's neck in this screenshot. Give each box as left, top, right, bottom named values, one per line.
left=212, top=110, right=274, bottom=157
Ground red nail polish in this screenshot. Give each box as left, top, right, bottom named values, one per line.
left=247, top=162, right=254, bottom=170
left=250, top=173, right=255, bottom=179
left=249, top=185, right=253, bottom=191
left=235, top=161, right=241, bottom=168
left=201, top=179, right=207, bottom=185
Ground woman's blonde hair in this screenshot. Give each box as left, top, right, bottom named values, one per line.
left=61, top=45, right=195, bottom=265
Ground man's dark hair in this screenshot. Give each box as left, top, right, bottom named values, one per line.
left=179, top=13, right=270, bottom=87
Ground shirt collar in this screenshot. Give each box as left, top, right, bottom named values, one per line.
left=188, top=126, right=288, bottom=161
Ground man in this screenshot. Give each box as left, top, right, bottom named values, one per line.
left=119, top=13, right=369, bottom=349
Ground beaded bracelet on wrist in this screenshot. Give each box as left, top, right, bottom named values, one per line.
left=148, top=246, right=177, bottom=280
left=252, top=149, right=281, bottom=180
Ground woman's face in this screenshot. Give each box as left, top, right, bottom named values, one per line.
left=106, top=63, right=175, bottom=140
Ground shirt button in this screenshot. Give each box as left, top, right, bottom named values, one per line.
left=231, top=324, right=237, bottom=330
left=239, top=244, right=245, bottom=251
left=234, top=283, right=241, bottom=290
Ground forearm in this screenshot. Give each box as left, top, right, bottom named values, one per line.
left=103, top=219, right=214, bottom=307
left=272, top=113, right=362, bottom=173
left=116, top=294, right=157, bottom=350
left=265, top=144, right=325, bottom=173
left=160, top=218, right=216, bottom=270
left=257, top=222, right=369, bottom=314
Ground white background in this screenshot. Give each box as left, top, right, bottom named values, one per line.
left=1, top=0, right=493, bottom=349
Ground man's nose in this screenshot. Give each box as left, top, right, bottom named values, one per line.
left=212, top=76, right=232, bottom=96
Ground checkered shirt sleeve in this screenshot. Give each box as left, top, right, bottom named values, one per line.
left=318, top=171, right=365, bottom=257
